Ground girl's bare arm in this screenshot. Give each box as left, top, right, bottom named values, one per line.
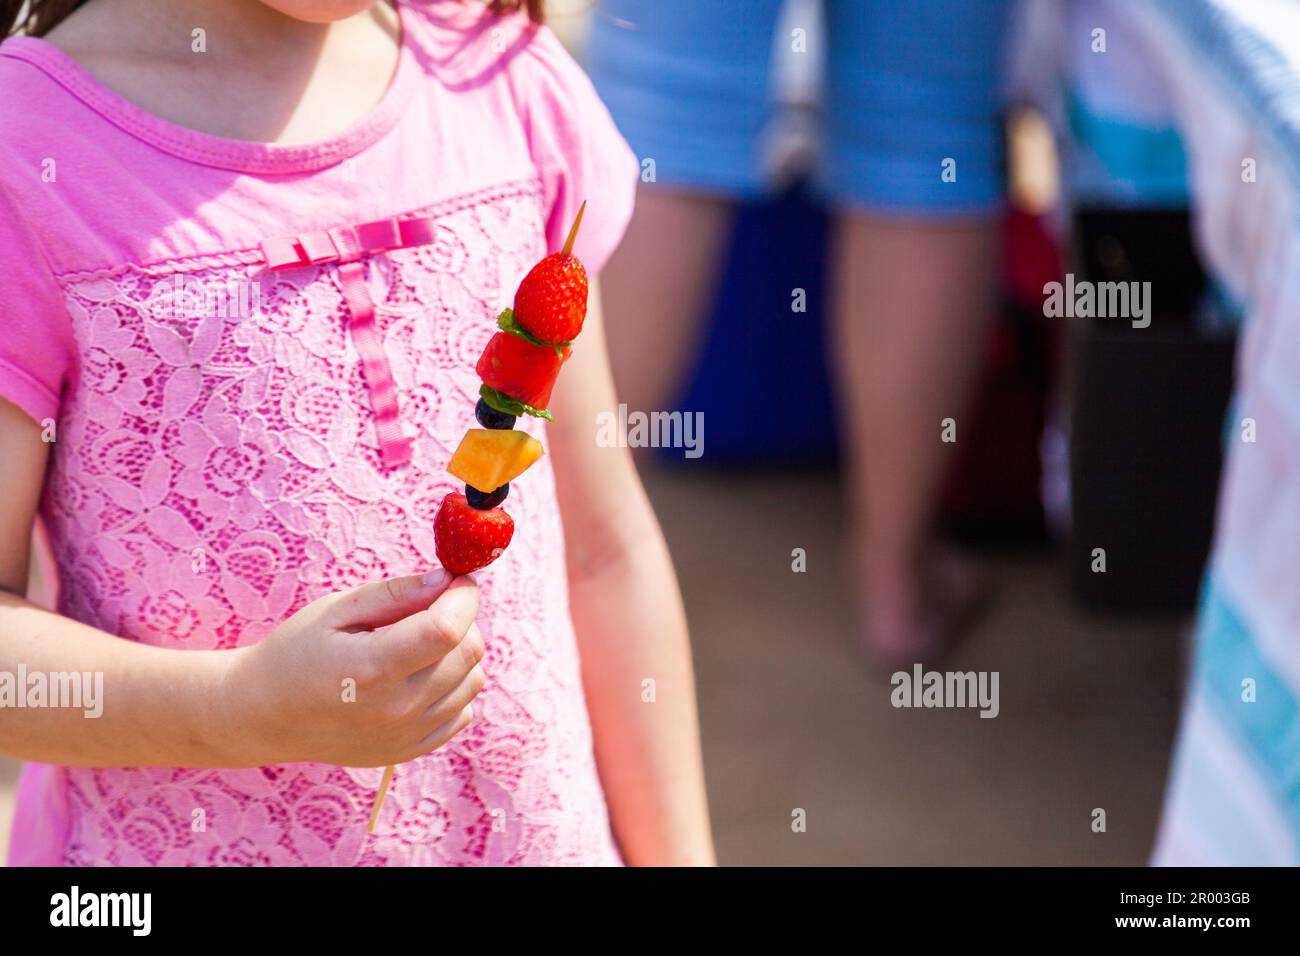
left=548, top=281, right=716, bottom=865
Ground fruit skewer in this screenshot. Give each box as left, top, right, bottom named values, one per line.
left=366, top=203, right=590, bottom=832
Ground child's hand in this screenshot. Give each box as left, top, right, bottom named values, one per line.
left=224, top=571, right=485, bottom=768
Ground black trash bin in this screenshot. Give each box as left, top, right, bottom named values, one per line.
left=1068, top=209, right=1237, bottom=610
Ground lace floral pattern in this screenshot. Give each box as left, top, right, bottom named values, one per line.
left=42, top=180, right=621, bottom=865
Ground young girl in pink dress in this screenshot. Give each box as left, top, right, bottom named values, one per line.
left=0, top=0, right=713, bottom=866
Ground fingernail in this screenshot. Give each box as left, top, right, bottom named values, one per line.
left=421, top=569, right=449, bottom=589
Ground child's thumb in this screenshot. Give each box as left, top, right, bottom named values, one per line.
left=321, top=569, right=452, bottom=631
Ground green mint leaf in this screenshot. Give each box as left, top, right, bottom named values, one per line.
left=495, top=308, right=569, bottom=358
left=479, top=384, right=554, bottom=423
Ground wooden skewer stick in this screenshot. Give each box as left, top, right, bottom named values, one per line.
left=367, top=764, right=395, bottom=833
left=561, top=200, right=586, bottom=256
left=366, top=200, right=587, bottom=836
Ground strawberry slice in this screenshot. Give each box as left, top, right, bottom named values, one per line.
left=476, top=332, right=570, bottom=412
left=434, top=492, right=514, bottom=575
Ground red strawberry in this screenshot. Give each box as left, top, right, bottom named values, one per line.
left=434, top=492, right=514, bottom=575
left=512, top=200, right=590, bottom=344
left=513, top=252, right=588, bottom=344
left=476, top=332, right=570, bottom=410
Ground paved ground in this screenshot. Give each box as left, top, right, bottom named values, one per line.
left=646, top=465, right=1187, bottom=865
left=0, top=463, right=1188, bottom=866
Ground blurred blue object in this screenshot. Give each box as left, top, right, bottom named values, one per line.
left=665, top=184, right=840, bottom=464
left=1067, top=91, right=1190, bottom=208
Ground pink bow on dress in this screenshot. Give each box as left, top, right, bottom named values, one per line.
left=261, top=216, right=439, bottom=469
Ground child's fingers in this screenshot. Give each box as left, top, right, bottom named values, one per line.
left=403, top=621, right=485, bottom=700
left=417, top=656, right=487, bottom=728
left=370, top=576, right=481, bottom=677
left=411, top=704, right=477, bottom=760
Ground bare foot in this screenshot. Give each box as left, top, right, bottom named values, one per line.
left=859, top=545, right=993, bottom=673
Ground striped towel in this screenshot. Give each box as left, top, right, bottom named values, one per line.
left=1118, top=0, right=1300, bottom=866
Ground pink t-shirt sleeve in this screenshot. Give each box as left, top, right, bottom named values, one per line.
left=520, top=26, right=637, bottom=274
left=0, top=182, right=75, bottom=425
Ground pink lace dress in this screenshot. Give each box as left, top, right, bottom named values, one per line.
left=0, top=2, right=636, bottom=865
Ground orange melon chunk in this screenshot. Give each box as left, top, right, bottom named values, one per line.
left=447, top=429, right=544, bottom=492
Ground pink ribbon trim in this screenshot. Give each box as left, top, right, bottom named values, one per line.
left=261, top=215, right=441, bottom=469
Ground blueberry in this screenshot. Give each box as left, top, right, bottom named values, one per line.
left=465, top=482, right=509, bottom=510
left=475, top=398, right=516, bottom=430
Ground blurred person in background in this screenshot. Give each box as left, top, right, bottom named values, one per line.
left=587, top=0, right=1011, bottom=667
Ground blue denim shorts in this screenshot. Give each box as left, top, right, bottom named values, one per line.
left=586, top=0, right=1010, bottom=215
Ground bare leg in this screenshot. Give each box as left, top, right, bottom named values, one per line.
left=830, top=212, right=1000, bottom=666
left=599, top=189, right=735, bottom=412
